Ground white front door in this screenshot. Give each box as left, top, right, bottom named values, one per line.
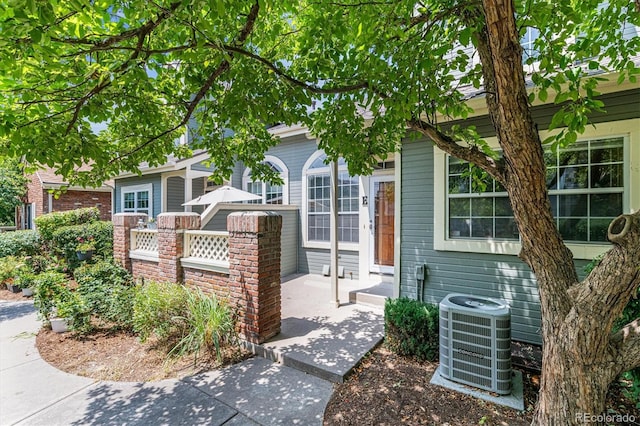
left=369, top=175, right=395, bottom=275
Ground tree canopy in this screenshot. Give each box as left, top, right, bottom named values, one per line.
left=0, top=157, right=26, bottom=225
left=1, top=2, right=640, bottom=423
left=1, top=0, right=637, bottom=185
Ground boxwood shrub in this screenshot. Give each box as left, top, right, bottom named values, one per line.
left=385, top=297, right=439, bottom=361
left=0, top=230, right=40, bottom=257
left=35, top=207, right=100, bottom=242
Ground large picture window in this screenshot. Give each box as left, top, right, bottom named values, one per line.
left=547, top=137, right=624, bottom=242
left=446, top=136, right=625, bottom=244
left=304, top=151, right=359, bottom=244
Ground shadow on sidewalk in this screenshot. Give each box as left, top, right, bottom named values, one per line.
left=0, top=301, right=35, bottom=322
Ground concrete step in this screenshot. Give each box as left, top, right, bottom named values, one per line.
left=242, top=304, right=385, bottom=384
left=348, top=282, right=393, bottom=308
left=243, top=341, right=351, bottom=383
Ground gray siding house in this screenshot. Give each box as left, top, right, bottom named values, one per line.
left=114, top=82, right=640, bottom=345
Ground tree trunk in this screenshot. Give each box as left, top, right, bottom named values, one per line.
left=475, top=1, right=640, bottom=425
left=534, top=212, right=640, bottom=425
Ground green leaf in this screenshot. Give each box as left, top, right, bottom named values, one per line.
left=29, top=28, right=41, bottom=43
left=549, top=110, right=565, bottom=130
left=539, top=88, right=548, bottom=102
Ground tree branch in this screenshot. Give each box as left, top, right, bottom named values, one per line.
left=222, top=45, right=372, bottom=95
left=612, top=318, right=640, bottom=374
left=49, top=2, right=181, bottom=48
left=63, top=2, right=183, bottom=134
left=569, top=212, right=640, bottom=344
left=107, top=1, right=262, bottom=164
left=407, top=118, right=503, bottom=180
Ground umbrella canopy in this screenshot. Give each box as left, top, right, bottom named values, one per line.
left=182, top=185, right=262, bottom=206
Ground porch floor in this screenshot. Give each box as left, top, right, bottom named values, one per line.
left=247, top=274, right=390, bottom=383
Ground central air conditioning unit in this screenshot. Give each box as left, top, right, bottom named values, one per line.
left=439, top=293, right=512, bottom=395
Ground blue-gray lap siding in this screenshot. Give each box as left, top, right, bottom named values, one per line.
left=400, top=139, right=543, bottom=344
left=166, top=176, right=185, bottom=212
left=202, top=207, right=299, bottom=277
left=114, top=175, right=162, bottom=219
left=247, top=134, right=360, bottom=278
left=399, top=88, right=640, bottom=345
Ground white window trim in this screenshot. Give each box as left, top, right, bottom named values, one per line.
left=434, top=118, right=639, bottom=260
left=121, top=183, right=153, bottom=217
left=242, top=155, right=290, bottom=205
left=302, top=150, right=359, bottom=251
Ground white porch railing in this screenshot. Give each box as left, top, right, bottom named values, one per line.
left=181, top=230, right=230, bottom=273
left=130, top=229, right=159, bottom=261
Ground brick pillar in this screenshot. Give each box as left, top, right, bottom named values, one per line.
left=227, top=211, right=282, bottom=344
left=157, top=213, right=201, bottom=283
left=113, top=213, right=148, bottom=271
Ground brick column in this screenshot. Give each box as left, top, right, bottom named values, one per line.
left=227, top=211, right=282, bottom=344
left=113, top=213, right=148, bottom=272
left=157, top=213, right=201, bottom=283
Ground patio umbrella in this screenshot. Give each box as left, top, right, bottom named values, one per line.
left=182, top=185, right=262, bottom=206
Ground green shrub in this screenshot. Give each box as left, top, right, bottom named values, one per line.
left=14, top=267, right=36, bottom=289
left=49, top=221, right=113, bottom=269
left=33, top=271, right=70, bottom=321
left=170, top=288, right=237, bottom=361
left=0, top=256, right=23, bottom=283
left=384, top=297, right=439, bottom=361
left=25, top=255, right=52, bottom=274
left=0, top=230, right=40, bottom=257
left=32, top=270, right=93, bottom=333
left=61, top=291, right=92, bottom=334
left=75, top=261, right=135, bottom=331
left=34, top=207, right=100, bottom=242
left=133, top=281, right=189, bottom=343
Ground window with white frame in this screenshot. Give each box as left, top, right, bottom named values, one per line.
left=446, top=136, right=626, bottom=243
left=121, top=184, right=153, bottom=216
left=304, top=151, right=359, bottom=244
left=520, top=27, right=540, bottom=64
left=448, top=157, right=518, bottom=240
left=242, top=156, right=289, bottom=204
left=546, top=137, right=624, bottom=242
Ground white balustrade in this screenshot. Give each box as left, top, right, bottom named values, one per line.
left=184, top=231, right=229, bottom=263
left=130, top=229, right=159, bottom=261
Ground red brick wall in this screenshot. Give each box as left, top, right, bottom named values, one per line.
left=184, top=268, right=230, bottom=300
left=157, top=213, right=201, bottom=283
left=25, top=174, right=45, bottom=218
left=132, top=258, right=163, bottom=282
left=227, top=212, right=282, bottom=343
left=25, top=173, right=112, bottom=222
left=113, top=211, right=283, bottom=345
left=113, top=214, right=148, bottom=271
left=52, top=190, right=112, bottom=221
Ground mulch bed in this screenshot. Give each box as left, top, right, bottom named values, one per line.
left=324, top=345, right=640, bottom=425
left=324, top=346, right=535, bottom=425
left=4, top=286, right=637, bottom=425
left=0, top=286, right=30, bottom=302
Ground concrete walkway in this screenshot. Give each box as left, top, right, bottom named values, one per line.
left=254, top=275, right=387, bottom=383
left=0, top=275, right=386, bottom=425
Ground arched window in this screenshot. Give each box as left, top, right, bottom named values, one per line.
left=303, top=150, right=359, bottom=244
left=242, top=155, right=289, bottom=205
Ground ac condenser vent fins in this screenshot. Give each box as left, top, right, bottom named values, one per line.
left=439, top=293, right=512, bottom=395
